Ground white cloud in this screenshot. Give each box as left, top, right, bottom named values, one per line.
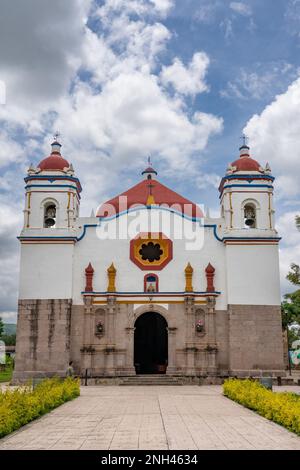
left=196, top=172, right=221, bottom=190
left=0, top=0, right=92, bottom=110
left=245, top=79, right=300, bottom=296
left=0, top=0, right=223, bottom=321
left=221, top=62, right=299, bottom=101
left=0, top=312, right=17, bottom=323
left=149, top=0, right=174, bottom=15
left=160, top=52, right=210, bottom=96
left=244, top=77, right=300, bottom=200
left=220, top=18, right=234, bottom=40
left=229, top=2, right=252, bottom=16
left=194, top=1, right=220, bottom=24
left=277, top=212, right=300, bottom=248
left=277, top=212, right=300, bottom=295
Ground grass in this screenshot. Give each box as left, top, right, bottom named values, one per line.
left=0, top=366, right=13, bottom=383
left=0, top=356, right=13, bottom=383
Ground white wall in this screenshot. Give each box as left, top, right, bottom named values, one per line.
left=72, top=211, right=228, bottom=309
left=225, top=244, right=281, bottom=305
left=19, top=244, right=74, bottom=299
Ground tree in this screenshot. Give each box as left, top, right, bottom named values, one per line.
left=296, top=215, right=300, bottom=231
left=0, top=317, right=3, bottom=338
left=286, top=263, right=300, bottom=287
left=0, top=334, right=16, bottom=346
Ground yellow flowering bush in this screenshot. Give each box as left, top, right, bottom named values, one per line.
left=0, top=377, right=80, bottom=438
left=223, top=379, right=300, bottom=435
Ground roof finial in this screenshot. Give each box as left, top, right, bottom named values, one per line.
left=240, top=133, right=249, bottom=148
left=51, top=131, right=62, bottom=155
left=239, top=134, right=250, bottom=158
left=53, top=131, right=61, bottom=142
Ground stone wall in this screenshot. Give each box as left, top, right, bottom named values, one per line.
left=13, top=299, right=72, bottom=383
left=228, top=304, right=285, bottom=376
left=13, top=299, right=286, bottom=381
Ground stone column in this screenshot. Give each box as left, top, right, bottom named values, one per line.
left=167, top=327, right=177, bottom=374
left=124, top=327, right=136, bottom=375
left=185, top=296, right=197, bottom=375
left=206, top=296, right=218, bottom=376
left=105, top=296, right=117, bottom=375
left=82, top=297, right=94, bottom=374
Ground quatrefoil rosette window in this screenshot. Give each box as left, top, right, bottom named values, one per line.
left=130, top=232, right=173, bottom=270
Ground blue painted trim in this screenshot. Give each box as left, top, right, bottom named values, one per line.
left=25, top=184, right=78, bottom=190
left=18, top=236, right=77, bottom=240
left=223, top=236, right=281, bottom=241
left=25, top=183, right=81, bottom=199
left=81, top=291, right=221, bottom=295
left=223, top=174, right=275, bottom=182
left=204, top=224, right=223, bottom=242
left=18, top=223, right=280, bottom=245
left=98, top=204, right=204, bottom=223
left=24, top=175, right=81, bottom=184
left=222, top=184, right=273, bottom=190
left=77, top=224, right=98, bottom=241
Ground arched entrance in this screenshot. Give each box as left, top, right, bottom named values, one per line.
left=134, top=312, right=168, bottom=374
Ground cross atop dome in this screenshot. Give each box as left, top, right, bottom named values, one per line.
left=239, top=134, right=250, bottom=158
left=51, top=131, right=62, bottom=155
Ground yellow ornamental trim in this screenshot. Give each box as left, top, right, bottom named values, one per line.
left=146, top=194, right=156, bottom=205
left=107, top=263, right=117, bottom=292
left=185, top=262, right=194, bottom=292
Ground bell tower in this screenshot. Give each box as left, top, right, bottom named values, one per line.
left=219, top=140, right=276, bottom=235
left=218, top=140, right=283, bottom=376
left=13, top=138, right=82, bottom=382
left=22, top=137, right=81, bottom=234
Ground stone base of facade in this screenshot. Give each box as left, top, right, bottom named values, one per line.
left=12, top=298, right=286, bottom=383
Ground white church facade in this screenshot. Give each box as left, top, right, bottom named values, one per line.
left=13, top=139, right=285, bottom=382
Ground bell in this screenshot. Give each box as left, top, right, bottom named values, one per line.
left=44, top=217, right=55, bottom=227
left=245, top=217, right=255, bottom=227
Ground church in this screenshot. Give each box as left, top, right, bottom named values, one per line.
left=13, top=137, right=285, bottom=382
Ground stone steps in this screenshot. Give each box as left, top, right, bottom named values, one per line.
left=119, top=375, right=184, bottom=386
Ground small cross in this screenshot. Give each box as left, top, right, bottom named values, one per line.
left=53, top=131, right=61, bottom=142
left=148, top=156, right=152, bottom=166
left=241, top=134, right=248, bottom=146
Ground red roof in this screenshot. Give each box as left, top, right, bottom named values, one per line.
left=97, top=179, right=203, bottom=219
left=231, top=156, right=261, bottom=172
left=38, top=153, right=70, bottom=171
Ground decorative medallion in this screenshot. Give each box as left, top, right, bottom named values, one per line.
left=130, top=232, right=173, bottom=270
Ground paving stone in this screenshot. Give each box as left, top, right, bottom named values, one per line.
left=1, top=385, right=300, bottom=450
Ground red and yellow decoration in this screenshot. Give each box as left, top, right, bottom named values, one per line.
left=130, top=232, right=173, bottom=271
left=85, top=262, right=94, bottom=292
left=107, top=263, right=117, bottom=292
left=184, top=262, right=194, bottom=292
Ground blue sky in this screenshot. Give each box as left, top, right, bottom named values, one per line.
left=0, top=0, right=300, bottom=323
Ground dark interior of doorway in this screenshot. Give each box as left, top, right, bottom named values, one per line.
left=134, top=312, right=168, bottom=374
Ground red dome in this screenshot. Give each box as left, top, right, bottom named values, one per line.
left=38, top=153, right=70, bottom=171
left=231, top=156, right=261, bottom=172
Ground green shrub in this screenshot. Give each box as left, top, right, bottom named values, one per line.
left=0, top=377, right=80, bottom=438
left=223, top=379, right=300, bottom=435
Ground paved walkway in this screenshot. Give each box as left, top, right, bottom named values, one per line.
left=1, top=385, right=300, bottom=450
